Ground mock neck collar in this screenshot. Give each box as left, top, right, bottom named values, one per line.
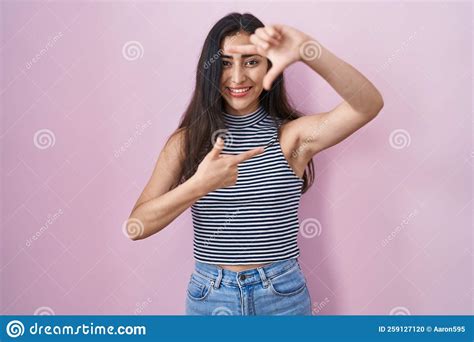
left=222, top=105, right=268, bottom=129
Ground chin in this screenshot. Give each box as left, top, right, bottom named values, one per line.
left=230, top=97, right=257, bottom=107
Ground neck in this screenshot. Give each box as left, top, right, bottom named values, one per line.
left=222, top=105, right=268, bottom=129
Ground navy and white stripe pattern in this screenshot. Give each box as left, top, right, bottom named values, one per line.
left=190, top=105, right=304, bottom=265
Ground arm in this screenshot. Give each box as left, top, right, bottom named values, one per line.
left=228, top=25, right=384, bottom=158
left=294, top=39, right=384, bottom=156
left=127, top=129, right=205, bottom=241
left=126, top=131, right=265, bottom=241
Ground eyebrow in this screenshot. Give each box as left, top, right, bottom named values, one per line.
left=221, top=54, right=261, bottom=59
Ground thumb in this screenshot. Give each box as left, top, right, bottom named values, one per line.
left=207, top=136, right=225, bottom=159
left=263, top=64, right=284, bottom=90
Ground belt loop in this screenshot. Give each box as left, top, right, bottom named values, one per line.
left=213, top=268, right=222, bottom=289
left=257, top=267, right=269, bottom=288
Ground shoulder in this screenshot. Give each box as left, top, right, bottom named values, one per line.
left=163, top=127, right=186, bottom=159
left=167, top=126, right=186, bottom=144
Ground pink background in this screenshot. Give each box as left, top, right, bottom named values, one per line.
left=1, top=1, right=472, bottom=315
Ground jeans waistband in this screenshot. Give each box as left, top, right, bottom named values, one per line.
left=192, top=257, right=299, bottom=289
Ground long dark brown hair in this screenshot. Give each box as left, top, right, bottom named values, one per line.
left=169, top=12, right=314, bottom=194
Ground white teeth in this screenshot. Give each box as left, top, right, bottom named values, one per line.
left=229, top=87, right=250, bottom=93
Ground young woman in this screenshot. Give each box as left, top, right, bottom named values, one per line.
left=127, top=12, right=384, bottom=315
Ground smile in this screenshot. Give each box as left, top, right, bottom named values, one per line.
left=226, top=86, right=252, bottom=97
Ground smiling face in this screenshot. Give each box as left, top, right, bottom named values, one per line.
left=220, top=31, right=268, bottom=115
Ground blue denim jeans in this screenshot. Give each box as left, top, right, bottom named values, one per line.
left=185, top=257, right=312, bottom=315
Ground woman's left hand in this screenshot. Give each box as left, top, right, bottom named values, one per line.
left=226, top=24, right=317, bottom=90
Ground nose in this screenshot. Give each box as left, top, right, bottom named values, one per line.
left=231, top=64, right=246, bottom=84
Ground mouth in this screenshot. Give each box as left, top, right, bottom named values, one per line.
left=225, top=86, right=253, bottom=98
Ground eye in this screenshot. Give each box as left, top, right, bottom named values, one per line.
left=245, top=59, right=259, bottom=67
left=222, top=60, right=231, bottom=68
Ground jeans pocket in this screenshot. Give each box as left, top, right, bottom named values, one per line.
left=268, top=264, right=307, bottom=297
left=186, top=272, right=213, bottom=301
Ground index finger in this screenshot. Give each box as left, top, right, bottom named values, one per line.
left=230, top=146, right=265, bottom=164
left=225, top=44, right=259, bottom=55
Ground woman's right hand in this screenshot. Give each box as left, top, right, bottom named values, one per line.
left=192, top=137, right=265, bottom=194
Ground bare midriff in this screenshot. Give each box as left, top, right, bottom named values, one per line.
left=218, top=262, right=270, bottom=272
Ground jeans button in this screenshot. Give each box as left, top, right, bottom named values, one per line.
left=239, top=274, right=246, bottom=281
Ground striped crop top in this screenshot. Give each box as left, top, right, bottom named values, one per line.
left=190, top=105, right=304, bottom=265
